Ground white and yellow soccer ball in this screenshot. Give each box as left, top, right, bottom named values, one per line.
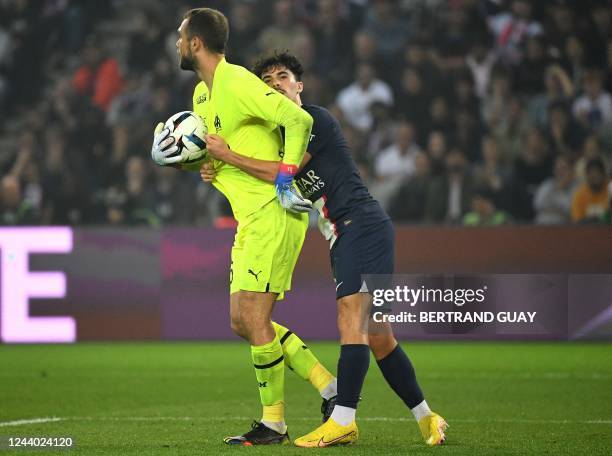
left=164, top=111, right=208, bottom=164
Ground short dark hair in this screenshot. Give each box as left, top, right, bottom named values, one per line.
left=183, top=8, right=229, bottom=54
left=252, top=51, right=304, bottom=81
left=586, top=157, right=606, bottom=175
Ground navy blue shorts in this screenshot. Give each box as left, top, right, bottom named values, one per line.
left=330, top=219, right=395, bottom=299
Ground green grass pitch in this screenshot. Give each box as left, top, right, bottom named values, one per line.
left=0, top=342, right=611, bottom=455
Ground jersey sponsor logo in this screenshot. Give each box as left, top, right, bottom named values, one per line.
left=248, top=269, right=262, bottom=281
left=214, top=115, right=222, bottom=133
left=196, top=94, right=207, bottom=104
left=296, top=169, right=325, bottom=198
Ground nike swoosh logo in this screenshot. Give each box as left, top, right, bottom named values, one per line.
left=336, top=282, right=343, bottom=291
left=265, top=92, right=275, bottom=96
left=318, top=431, right=356, bottom=447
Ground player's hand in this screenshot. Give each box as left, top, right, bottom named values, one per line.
left=204, top=134, right=231, bottom=162
left=274, top=163, right=313, bottom=213
left=200, top=161, right=216, bottom=183
left=151, top=122, right=181, bottom=166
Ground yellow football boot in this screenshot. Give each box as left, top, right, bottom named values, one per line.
left=293, top=417, right=358, bottom=448
left=418, top=413, right=448, bottom=446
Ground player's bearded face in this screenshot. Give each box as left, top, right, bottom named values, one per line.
left=180, top=47, right=195, bottom=71
left=177, top=19, right=195, bottom=71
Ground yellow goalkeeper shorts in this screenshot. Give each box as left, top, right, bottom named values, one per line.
left=230, top=199, right=308, bottom=300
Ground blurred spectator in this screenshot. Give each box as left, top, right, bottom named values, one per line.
left=106, top=157, right=158, bottom=226
left=426, top=96, right=453, bottom=140
left=401, top=40, right=439, bottom=91
left=127, top=11, right=166, bottom=74
left=533, top=155, right=578, bottom=225
left=153, top=166, right=198, bottom=224
left=375, top=120, right=421, bottom=179
left=482, top=70, right=513, bottom=130
left=425, top=130, right=448, bottom=178
left=528, top=64, right=574, bottom=128
left=337, top=63, right=393, bottom=131
left=258, top=0, right=311, bottom=56
left=463, top=187, right=511, bottom=226
left=544, top=1, right=575, bottom=59
left=546, top=101, right=585, bottom=161
left=513, top=37, right=549, bottom=95
left=0, top=175, right=37, bottom=225
left=367, top=102, right=397, bottom=159
left=574, top=134, right=607, bottom=183
left=491, top=96, right=531, bottom=164
left=571, top=157, right=610, bottom=223
left=562, top=35, right=587, bottom=89
left=395, top=67, right=429, bottom=137
left=453, top=108, right=484, bottom=162
left=311, top=0, right=354, bottom=90
left=388, top=151, right=430, bottom=222
left=582, top=3, right=611, bottom=68
left=72, top=40, right=124, bottom=112
left=433, top=7, right=473, bottom=72
left=452, top=73, right=480, bottom=118
left=466, top=39, right=498, bottom=99
left=572, top=68, right=612, bottom=132
left=472, top=135, right=514, bottom=206
left=350, top=31, right=385, bottom=78
left=425, top=148, right=475, bottom=223
left=487, top=0, right=543, bottom=65
left=362, top=0, right=410, bottom=61
left=227, top=2, right=260, bottom=67
left=513, top=127, right=554, bottom=220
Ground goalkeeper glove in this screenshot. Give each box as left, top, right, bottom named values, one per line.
left=274, top=163, right=312, bottom=213
left=151, top=122, right=182, bottom=166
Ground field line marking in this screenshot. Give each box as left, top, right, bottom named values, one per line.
left=0, top=417, right=64, bottom=427
left=62, top=416, right=612, bottom=425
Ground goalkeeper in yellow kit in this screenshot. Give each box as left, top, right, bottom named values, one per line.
left=150, top=8, right=337, bottom=445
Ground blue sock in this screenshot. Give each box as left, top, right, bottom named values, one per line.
left=376, top=344, right=424, bottom=409
left=336, top=344, right=370, bottom=409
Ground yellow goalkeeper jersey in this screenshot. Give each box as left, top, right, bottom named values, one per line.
left=192, top=58, right=313, bottom=222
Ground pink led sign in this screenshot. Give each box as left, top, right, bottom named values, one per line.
left=0, top=228, right=75, bottom=343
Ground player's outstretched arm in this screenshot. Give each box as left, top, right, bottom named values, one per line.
left=205, top=133, right=279, bottom=183
left=203, top=133, right=312, bottom=184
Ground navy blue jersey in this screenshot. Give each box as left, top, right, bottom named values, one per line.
left=295, top=104, right=389, bottom=246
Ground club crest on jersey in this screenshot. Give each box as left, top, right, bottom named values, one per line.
left=214, top=115, right=222, bottom=132
left=196, top=94, right=207, bottom=104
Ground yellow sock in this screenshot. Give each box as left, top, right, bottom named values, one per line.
left=272, top=321, right=335, bottom=395
left=262, top=402, right=285, bottom=423
left=251, top=334, right=285, bottom=422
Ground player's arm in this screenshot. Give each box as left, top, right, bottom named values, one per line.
left=202, top=133, right=312, bottom=183
left=235, top=79, right=313, bottom=167
left=234, top=75, right=313, bottom=212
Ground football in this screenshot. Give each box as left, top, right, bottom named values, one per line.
left=164, top=111, right=207, bottom=164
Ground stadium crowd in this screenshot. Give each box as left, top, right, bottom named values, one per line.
left=1, top=0, right=611, bottom=226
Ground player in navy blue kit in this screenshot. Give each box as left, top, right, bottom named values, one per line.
left=200, top=52, right=447, bottom=447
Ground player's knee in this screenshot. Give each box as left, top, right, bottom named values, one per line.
left=230, top=315, right=247, bottom=339
left=368, top=333, right=397, bottom=360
